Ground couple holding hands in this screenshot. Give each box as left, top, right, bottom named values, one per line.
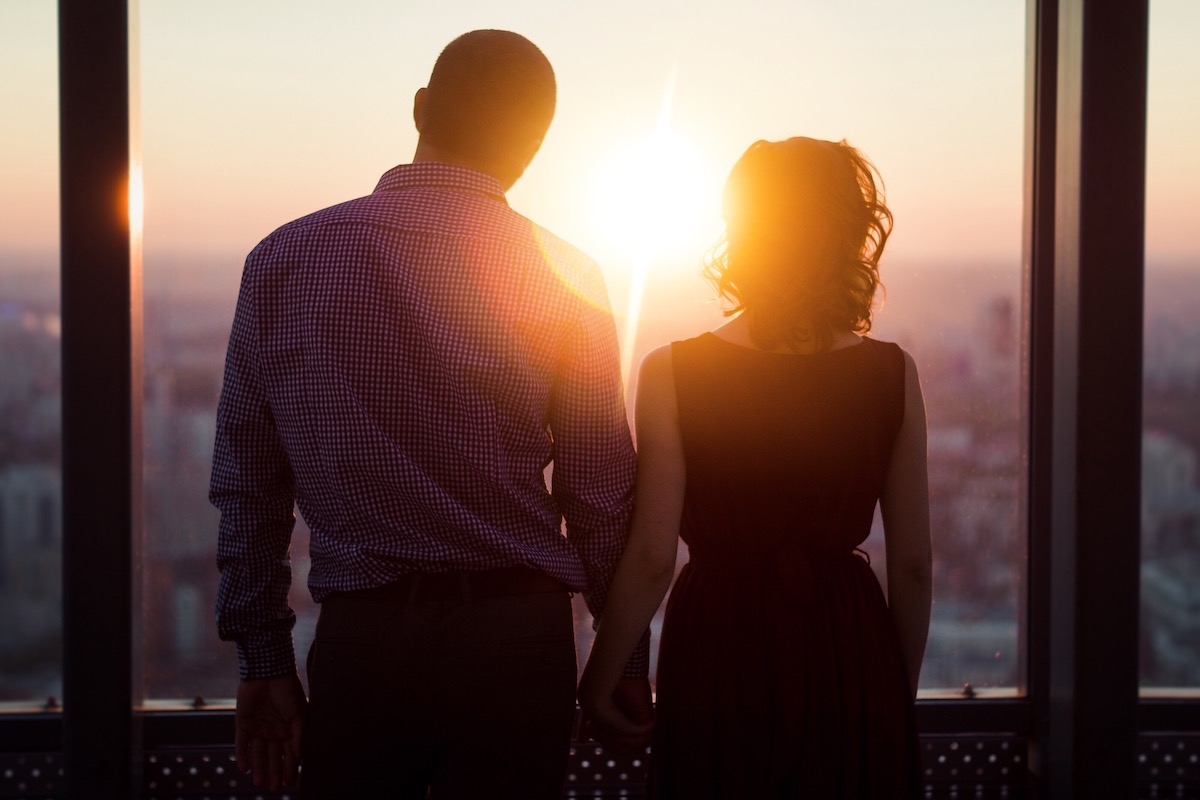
left=212, top=29, right=931, bottom=799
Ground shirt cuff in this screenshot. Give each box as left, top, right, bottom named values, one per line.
left=621, top=628, right=652, bottom=679
left=236, top=630, right=298, bottom=681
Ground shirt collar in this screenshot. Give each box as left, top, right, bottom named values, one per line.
left=373, top=162, right=508, bottom=204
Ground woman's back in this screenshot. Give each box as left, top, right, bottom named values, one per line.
left=673, top=332, right=903, bottom=559
left=651, top=332, right=920, bottom=799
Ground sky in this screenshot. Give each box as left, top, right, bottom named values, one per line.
left=1, top=1, right=1197, bottom=292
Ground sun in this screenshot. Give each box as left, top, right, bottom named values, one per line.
left=582, top=125, right=721, bottom=384
left=586, top=128, right=716, bottom=263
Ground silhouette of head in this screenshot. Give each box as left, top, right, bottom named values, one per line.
left=414, top=30, right=556, bottom=188
left=704, top=137, right=893, bottom=352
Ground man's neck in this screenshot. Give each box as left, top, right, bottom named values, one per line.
left=411, top=141, right=516, bottom=190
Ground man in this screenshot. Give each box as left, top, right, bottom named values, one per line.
left=210, top=30, right=649, bottom=798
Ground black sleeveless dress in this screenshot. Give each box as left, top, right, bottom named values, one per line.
left=651, top=333, right=920, bottom=799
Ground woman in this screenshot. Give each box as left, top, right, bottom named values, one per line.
left=579, top=137, right=932, bottom=798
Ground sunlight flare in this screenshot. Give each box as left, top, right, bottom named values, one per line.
left=587, top=127, right=710, bottom=262
left=620, top=255, right=650, bottom=387
left=128, top=163, right=144, bottom=240
left=588, top=71, right=719, bottom=388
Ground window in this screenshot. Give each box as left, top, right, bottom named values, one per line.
left=1141, top=0, right=1200, bottom=692
left=0, top=3, right=61, bottom=706
left=138, top=1, right=1026, bottom=699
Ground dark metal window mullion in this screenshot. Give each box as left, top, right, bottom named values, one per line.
left=58, top=0, right=143, bottom=796
left=1044, top=0, right=1148, bottom=797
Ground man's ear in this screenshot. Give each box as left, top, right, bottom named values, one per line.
left=412, top=87, right=428, bottom=133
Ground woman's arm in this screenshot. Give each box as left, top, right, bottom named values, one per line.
left=879, top=349, right=933, bottom=697
left=578, top=345, right=687, bottom=738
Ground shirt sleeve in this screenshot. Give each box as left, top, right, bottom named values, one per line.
left=210, top=246, right=299, bottom=680
left=548, top=272, right=649, bottom=678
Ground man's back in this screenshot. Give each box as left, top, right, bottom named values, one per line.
left=213, top=161, right=635, bottom=676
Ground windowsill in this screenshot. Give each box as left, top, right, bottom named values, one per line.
left=1139, top=687, right=1200, bottom=700
left=0, top=687, right=1032, bottom=716
left=917, top=686, right=1024, bottom=701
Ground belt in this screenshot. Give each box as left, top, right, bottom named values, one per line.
left=349, top=566, right=569, bottom=605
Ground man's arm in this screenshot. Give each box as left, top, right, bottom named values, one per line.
left=547, top=278, right=648, bottom=680
left=210, top=252, right=300, bottom=680
left=210, top=252, right=306, bottom=790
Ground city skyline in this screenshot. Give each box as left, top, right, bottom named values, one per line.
left=3, top=251, right=1199, bottom=701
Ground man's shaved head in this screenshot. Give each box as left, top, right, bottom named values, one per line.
left=416, top=30, right=556, bottom=186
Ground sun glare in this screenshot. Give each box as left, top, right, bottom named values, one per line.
left=587, top=127, right=721, bottom=385
left=582, top=77, right=724, bottom=386
left=128, top=163, right=144, bottom=240
left=587, top=129, right=714, bottom=262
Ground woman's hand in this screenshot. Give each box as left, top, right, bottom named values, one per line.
left=579, top=675, right=654, bottom=754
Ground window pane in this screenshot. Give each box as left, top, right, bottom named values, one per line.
left=140, top=1, right=1025, bottom=698
left=1141, top=0, right=1200, bottom=692
left=0, top=4, right=61, bottom=705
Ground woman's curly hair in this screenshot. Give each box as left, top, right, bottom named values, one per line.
left=702, top=137, right=893, bottom=353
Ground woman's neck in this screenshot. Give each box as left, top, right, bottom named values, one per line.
left=711, top=314, right=861, bottom=354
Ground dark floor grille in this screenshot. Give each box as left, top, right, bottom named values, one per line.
left=4, top=733, right=1199, bottom=798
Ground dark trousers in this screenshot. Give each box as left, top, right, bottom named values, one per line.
left=299, top=570, right=577, bottom=799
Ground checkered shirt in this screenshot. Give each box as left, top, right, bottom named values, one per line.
left=211, top=162, right=642, bottom=680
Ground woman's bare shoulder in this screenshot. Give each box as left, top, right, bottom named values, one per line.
left=635, top=345, right=679, bottom=420
left=640, top=344, right=675, bottom=375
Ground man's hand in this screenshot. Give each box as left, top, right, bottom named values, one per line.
left=581, top=676, right=654, bottom=755
left=235, top=673, right=307, bottom=791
